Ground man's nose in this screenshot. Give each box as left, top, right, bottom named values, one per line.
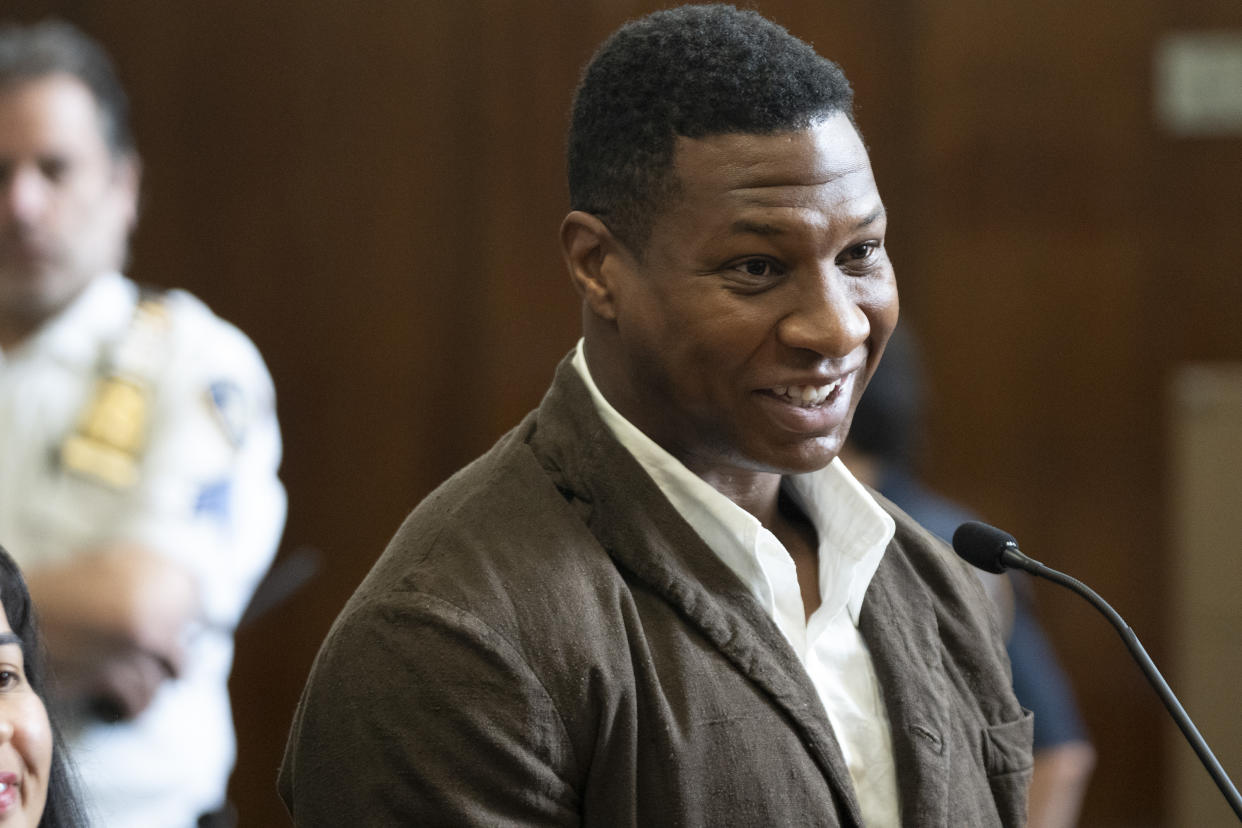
left=776, top=265, right=871, bottom=358
left=0, top=166, right=51, bottom=225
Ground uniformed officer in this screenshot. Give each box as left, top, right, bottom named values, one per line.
left=0, top=20, right=285, bottom=827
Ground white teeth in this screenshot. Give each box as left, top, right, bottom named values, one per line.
left=772, top=380, right=841, bottom=406
left=0, top=782, right=8, bottom=792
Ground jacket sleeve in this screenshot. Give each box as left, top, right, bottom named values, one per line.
left=279, top=590, right=582, bottom=826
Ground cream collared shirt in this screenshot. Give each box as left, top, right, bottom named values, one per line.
left=573, top=341, right=900, bottom=827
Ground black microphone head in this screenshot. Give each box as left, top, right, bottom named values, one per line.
left=952, top=521, right=1020, bottom=574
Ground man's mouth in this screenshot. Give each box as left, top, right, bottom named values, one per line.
left=769, top=379, right=843, bottom=407
left=0, top=237, right=47, bottom=266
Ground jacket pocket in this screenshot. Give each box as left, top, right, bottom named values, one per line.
left=982, top=709, right=1034, bottom=776
left=982, top=710, right=1034, bottom=827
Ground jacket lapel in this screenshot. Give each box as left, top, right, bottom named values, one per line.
left=859, top=536, right=952, bottom=826
left=529, top=355, right=865, bottom=828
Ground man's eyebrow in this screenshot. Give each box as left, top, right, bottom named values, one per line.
left=856, top=205, right=887, bottom=228
left=729, top=219, right=785, bottom=236
left=729, top=206, right=887, bottom=237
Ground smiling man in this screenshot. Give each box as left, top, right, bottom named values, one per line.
left=281, top=6, right=1032, bottom=826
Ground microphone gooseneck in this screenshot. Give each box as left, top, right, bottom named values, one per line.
left=952, top=521, right=1242, bottom=822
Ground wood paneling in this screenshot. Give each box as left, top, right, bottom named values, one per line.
left=6, top=2, right=1241, bottom=825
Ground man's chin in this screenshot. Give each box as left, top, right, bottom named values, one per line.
left=739, top=436, right=843, bottom=477
left=0, top=268, right=89, bottom=324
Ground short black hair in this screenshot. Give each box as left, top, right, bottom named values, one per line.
left=0, top=18, right=135, bottom=157
left=567, top=4, right=855, bottom=252
left=0, top=545, right=89, bottom=828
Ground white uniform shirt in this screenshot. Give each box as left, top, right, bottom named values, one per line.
left=0, top=272, right=286, bottom=828
left=573, top=341, right=901, bottom=827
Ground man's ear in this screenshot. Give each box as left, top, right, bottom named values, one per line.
left=560, top=210, right=628, bottom=322
left=112, top=151, right=143, bottom=231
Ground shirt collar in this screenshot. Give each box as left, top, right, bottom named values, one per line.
left=572, top=339, right=894, bottom=626
left=785, top=459, right=896, bottom=624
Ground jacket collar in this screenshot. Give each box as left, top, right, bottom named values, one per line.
left=858, top=516, right=953, bottom=825
left=529, top=352, right=867, bottom=828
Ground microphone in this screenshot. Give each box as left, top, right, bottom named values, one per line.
left=952, top=521, right=1242, bottom=821
left=951, top=520, right=1025, bottom=574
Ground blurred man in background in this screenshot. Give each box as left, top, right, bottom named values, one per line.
left=0, top=20, right=285, bottom=827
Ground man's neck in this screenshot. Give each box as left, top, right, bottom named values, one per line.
left=694, top=466, right=785, bottom=528
left=0, top=275, right=101, bottom=351
left=0, top=312, right=40, bottom=351
left=698, top=465, right=823, bottom=618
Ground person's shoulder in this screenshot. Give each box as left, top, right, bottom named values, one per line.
left=119, top=285, right=280, bottom=453
left=159, top=287, right=270, bottom=375
left=876, top=495, right=1022, bottom=722
left=123, top=286, right=278, bottom=434
left=342, top=419, right=625, bottom=652
left=374, top=425, right=604, bottom=588
left=877, top=470, right=976, bottom=545
left=874, top=489, right=958, bottom=568
left=880, top=499, right=999, bottom=623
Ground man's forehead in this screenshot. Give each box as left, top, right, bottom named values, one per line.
left=0, top=73, right=112, bottom=154
left=0, top=71, right=92, bottom=104
left=671, top=116, right=869, bottom=189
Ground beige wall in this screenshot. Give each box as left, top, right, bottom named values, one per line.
left=1169, top=364, right=1242, bottom=826
left=6, top=2, right=1242, bottom=825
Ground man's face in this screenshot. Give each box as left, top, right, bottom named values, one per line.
left=598, top=113, right=898, bottom=484
left=0, top=73, right=137, bottom=335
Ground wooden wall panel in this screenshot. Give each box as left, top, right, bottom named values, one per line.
left=6, top=2, right=1241, bottom=825
left=899, top=3, right=1242, bottom=825
left=903, top=4, right=1170, bottom=823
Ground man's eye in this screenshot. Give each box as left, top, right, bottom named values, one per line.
left=731, top=259, right=782, bottom=279
left=841, top=241, right=879, bottom=262
left=39, top=157, right=69, bottom=182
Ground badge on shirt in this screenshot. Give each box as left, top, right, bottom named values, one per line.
left=60, top=376, right=150, bottom=488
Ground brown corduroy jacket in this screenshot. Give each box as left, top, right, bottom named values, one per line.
left=280, top=353, right=1032, bottom=827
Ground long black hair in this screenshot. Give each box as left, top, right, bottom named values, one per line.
left=0, top=545, right=89, bottom=827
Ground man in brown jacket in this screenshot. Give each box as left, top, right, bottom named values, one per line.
left=280, top=6, right=1032, bottom=826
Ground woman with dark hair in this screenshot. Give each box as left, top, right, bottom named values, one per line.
left=0, top=544, right=87, bottom=827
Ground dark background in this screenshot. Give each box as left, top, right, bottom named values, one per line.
left=7, top=2, right=1241, bottom=825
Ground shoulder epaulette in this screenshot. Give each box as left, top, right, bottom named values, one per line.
left=60, top=288, right=173, bottom=488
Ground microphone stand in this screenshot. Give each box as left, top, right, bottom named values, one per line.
left=1002, top=547, right=1242, bottom=822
